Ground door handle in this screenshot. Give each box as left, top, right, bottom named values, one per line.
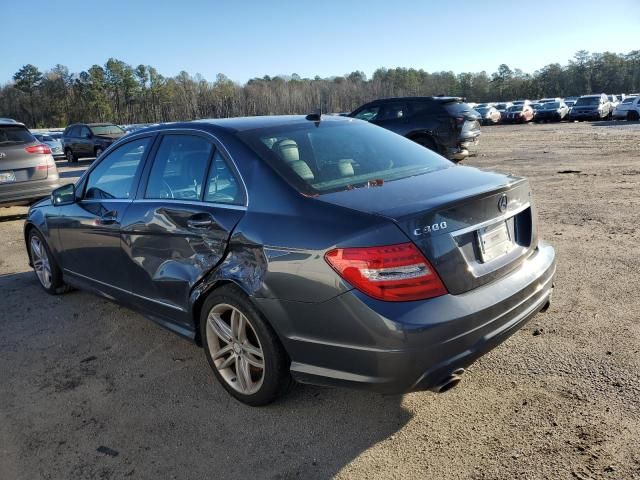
left=187, top=213, right=213, bottom=229
left=98, top=210, right=118, bottom=225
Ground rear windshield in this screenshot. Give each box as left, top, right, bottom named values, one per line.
left=475, top=107, right=489, bottom=113
left=442, top=101, right=473, bottom=115
left=0, top=125, right=36, bottom=145
left=544, top=102, right=561, bottom=109
left=494, top=103, right=509, bottom=109
left=576, top=97, right=600, bottom=106
left=507, top=106, right=522, bottom=112
left=237, top=120, right=451, bottom=195
left=90, top=125, right=125, bottom=136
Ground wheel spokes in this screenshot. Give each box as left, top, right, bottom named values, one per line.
left=208, top=313, right=233, bottom=344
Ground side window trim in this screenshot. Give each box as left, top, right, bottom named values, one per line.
left=79, top=134, right=156, bottom=200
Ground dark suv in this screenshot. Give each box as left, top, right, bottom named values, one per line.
left=62, top=123, right=126, bottom=163
left=349, top=97, right=481, bottom=162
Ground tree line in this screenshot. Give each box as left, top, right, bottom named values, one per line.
left=2, top=50, right=639, bottom=128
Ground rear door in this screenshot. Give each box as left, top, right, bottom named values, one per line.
left=0, top=124, right=49, bottom=184
left=121, top=131, right=246, bottom=325
left=78, top=126, right=94, bottom=157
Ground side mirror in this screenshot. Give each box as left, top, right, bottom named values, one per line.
left=51, top=183, right=76, bottom=206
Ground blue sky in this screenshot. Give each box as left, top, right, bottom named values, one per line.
left=3, top=0, right=639, bottom=84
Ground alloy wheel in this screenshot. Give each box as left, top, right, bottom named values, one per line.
left=206, top=303, right=265, bottom=395
left=30, top=236, right=52, bottom=289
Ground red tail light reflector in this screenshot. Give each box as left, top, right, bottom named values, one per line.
left=324, top=242, right=448, bottom=302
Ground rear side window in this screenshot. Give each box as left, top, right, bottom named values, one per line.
left=0, top=125, right=35, bottom=145
left=204, top=151, right=243, bottom=205
left=84, top=138, right=150, bottom=200
left=376, top=103, right=407, bottom=121
left=145, top=135, right=213, bottom=200
left=443, top=101, right=473, bottom=116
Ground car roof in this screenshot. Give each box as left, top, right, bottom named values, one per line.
left=137, top=115, right=353, bottom=134
left=0, top=120, right=26, bottom=127
left=365, top=96, right=464, bottom=104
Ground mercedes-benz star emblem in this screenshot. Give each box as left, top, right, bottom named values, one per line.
left=498, top=194, right=508, bottom=213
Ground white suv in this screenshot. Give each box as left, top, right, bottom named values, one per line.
left=613, top=96, right=640, bottom=121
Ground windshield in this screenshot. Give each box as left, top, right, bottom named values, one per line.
left=475, top=107, right=489, bottom=114
left=0, top=125, right=36, bottom=145
left=507, top=106, right=522, bottom=112
left=90, top=124, right=125, bottom=136
left=237, top=120, right=452, bottom=195
left=544, top=102, right=561, bottom=109
left=622, top=97, right=637, bottom=104
left=495, top=103, right=509, bottom=110
left=575, top=97, right=600, bottom=106
left=35, top=134, right=55, bottom=142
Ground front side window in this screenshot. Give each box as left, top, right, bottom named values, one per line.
left=80, top=127, right=91, bottom=138
left=84, top=137, right=150, bottom=200
left=145, top=134, right=213, bottom=200
left=238, top=120, right=451, bottom=195
left=352, top=106, right=380, bottom=122
left=377, top=103, right=406, bottom=121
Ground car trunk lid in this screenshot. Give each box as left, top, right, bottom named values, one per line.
left=316, top=166, right=537, bottom=294
left=0, top=125, right=51, bottom=182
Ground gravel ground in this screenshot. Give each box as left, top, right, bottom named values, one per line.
left=1, top=121, right=639, bottom=480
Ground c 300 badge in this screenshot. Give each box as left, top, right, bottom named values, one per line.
left=414, top=221, right=447, bottom=236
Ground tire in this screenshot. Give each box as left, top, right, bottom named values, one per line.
left=628, top=111, right=640, bottom=121
left=28, top=229, right=70, bottom=295
left=201, top=284, right=291, bottom=406
left=94, top=147, right=104, bottom=158
left=65, top=148, right=77, bottom=163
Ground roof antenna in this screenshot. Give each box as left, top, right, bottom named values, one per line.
left=305, top=107, right=322, bottom=122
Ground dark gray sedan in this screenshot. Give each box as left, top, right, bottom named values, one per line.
left=24, top=115, right=556, bottom=405
left=0, top=121, right=61, bottom=207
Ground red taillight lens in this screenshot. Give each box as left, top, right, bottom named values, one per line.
left=324, top=242, right=448, bottom=302
left=25, top=144, right=51, bottom=154
left=455, top=116, right=465, bottom=126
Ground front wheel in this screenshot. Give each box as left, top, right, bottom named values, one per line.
left=201, top=285, right=291, bottom=406
left=95, top=147, right=104, bottom=158
left=28, top=230, right=70, bottom=294
left=65, top=149, right=77, bottom=163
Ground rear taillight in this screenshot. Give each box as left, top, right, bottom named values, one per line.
left=455, top=116, right=465, bottom=126
left=25, top=144, right=51, bottom=155
left=324, top=242, right=448, bottom=302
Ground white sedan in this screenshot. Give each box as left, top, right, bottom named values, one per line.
left=613, top=96, right=640, bottom=120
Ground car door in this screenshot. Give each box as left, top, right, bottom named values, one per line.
left=120, top=131, right=246, bottom=327
left=371, top=102, right=410, bottom=135
left=78, top=126, right=93, bottom=157
left=53, top=135, right=153, bottom=298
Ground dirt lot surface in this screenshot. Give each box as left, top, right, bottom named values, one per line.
left=1, top=122, right=639, bottom=480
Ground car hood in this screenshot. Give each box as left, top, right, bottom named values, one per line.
left=314, top=165, right=519, bottom=219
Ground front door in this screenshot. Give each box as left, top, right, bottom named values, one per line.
left=121, top=133, right=246, bottom=327
left=54, top=136, right=153, bottom=297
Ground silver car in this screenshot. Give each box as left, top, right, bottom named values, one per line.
left=33, top=133, right=65, bottom=160
left=0, top=121, right=61, bottom=207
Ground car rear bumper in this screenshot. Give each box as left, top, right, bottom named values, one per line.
left=256, top=242, right=556, bottom=394
left=0, top=178, right=61, bottom=207
left=569, top=112, right=603, bottom=120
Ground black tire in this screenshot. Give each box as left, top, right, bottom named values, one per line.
left=94, top=147, right=104, bottom=158
left=65, top=148, right=77, bottom=163
left=200, top=284, right=291, bottom=406
left=414, top=135, right=438, bottom=153
left=628, top=110, right=640, bottom=121
left=27, top=229, right=70, bottom=295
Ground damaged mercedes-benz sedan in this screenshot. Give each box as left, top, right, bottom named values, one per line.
left=24, top=115, right=555, bottom=405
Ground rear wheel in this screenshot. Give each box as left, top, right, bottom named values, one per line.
left=201, top=285, right=291, bottom=406
left=628, top=110, right=640, bottom=121
left=65, top=148, right=77, bottom=163
left=28, top=230, right=70, bottom=295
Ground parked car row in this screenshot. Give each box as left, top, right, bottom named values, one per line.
left=470, top=93, right=639, bottom=123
